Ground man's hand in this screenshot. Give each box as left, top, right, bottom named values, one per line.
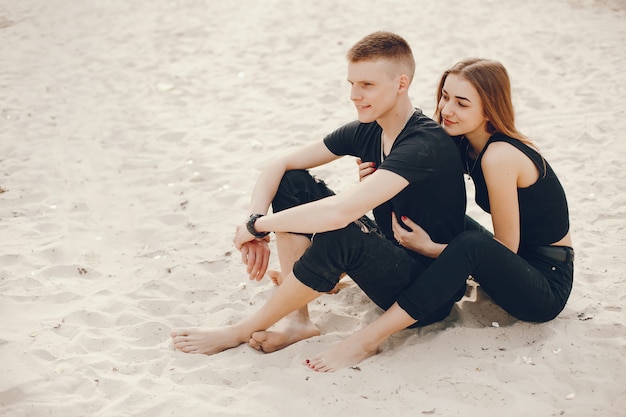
left=234, top=223, right=257, bottom=250
left=235, top=225, right=271, bottom=280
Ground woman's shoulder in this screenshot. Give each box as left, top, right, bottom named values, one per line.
left=486, top=133, right=539, bottom=158
left=484, top=133, right=521, bottom=155
left=482, top=134, right=538, bottom=170
left=488, top=133, right=540, bottom=153
left=482, top=140, right=521, bottom=167
left=483, top=133, right=547, bottom=181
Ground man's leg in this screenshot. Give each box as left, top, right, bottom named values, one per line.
left=244, top=170, right=336, bottom=352
left=248, top=231, right=322, bottom=352
left=171, top=271, right=323, bottom=355
left=172, top=170, right=337, bottom=355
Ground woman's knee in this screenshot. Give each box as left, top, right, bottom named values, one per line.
left=446, top=230, right=491, bottom=255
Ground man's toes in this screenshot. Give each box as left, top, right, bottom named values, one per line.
left=248, top=337, right=262, bottom=351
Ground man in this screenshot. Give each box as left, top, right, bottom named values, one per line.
left=171, top=31, right=466, bottom=359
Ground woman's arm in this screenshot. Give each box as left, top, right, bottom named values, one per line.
left=391, top=213, right=447, bottom=258
left=358, top=160, right=448, bottom=258
left=481, top=142, right=528, bottom=253
left=356, top=158, right=377, bottom=181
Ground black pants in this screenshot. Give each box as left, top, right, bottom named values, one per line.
left=397, top=230, right=574, bottom=323
left=272, top=170, right=462, bottom=326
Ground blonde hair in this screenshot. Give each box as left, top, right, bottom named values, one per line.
left=347, top=31, right=415, bottom=82
left=434, top=58, right=538, bottom=150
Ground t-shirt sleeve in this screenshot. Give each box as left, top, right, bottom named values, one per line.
left=451, top=135, right=464, bottom=147
left=323, top=120, right=367, bottom=156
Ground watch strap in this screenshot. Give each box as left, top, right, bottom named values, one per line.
left=246, top=214, right=270, bottom=238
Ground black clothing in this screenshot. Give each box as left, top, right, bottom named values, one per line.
left=457, top=133, right=570, bottom=247
left=273, top=111, right=467, bottom=325
left=397, top=230, right=574, bottom=323
left=324, top=110, right=466, bottom=255
left=397, top=133, right=574, bottom=323
left=275, top=170, right=464, bottom=327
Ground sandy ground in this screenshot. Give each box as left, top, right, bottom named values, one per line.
left=1, top=0, right=625, bottom=416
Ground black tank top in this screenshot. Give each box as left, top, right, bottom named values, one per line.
left=459, top=133, right=570, bottom=247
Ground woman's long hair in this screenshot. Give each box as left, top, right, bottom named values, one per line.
left=434, top=58, right=538, bottom=150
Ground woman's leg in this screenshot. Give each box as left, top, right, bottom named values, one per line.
left=296, top=222, right=463, bottom=326
left=464, top=214, right=493, bottom=236
left=397, top=230, right=569, bottom=323
left=306, top=302, right=415, bottom=372
left=293, top=225, right=421, bottom=371
left=305, top=230, right=571, bottom=372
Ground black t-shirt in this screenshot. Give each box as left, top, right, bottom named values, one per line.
left=457, top=133, right=570, bottom=247
left=323, top=109, right=466, bottom=249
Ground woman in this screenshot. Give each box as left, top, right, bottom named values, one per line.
left=306, top=58, right=574, bottom=372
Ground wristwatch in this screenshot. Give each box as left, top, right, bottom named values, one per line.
left=246, top=214, right=270, bottom=238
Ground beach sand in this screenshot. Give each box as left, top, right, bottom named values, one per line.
left=1, top=0, right=625, bottom=416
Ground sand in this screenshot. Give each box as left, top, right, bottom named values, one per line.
left=1, top=0, right=625, bottom=416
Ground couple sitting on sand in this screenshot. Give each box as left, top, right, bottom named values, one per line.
left=171, top=31, right=574, bottom=372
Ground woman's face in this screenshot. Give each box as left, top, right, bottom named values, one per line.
left=438, top=73, right=489, bottom=142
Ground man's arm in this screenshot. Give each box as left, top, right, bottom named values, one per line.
left=235, top=167, right=409, bottom=248
left=247, top=140, right=342, bottom=215
left=237, top=140, right=341, bottom=280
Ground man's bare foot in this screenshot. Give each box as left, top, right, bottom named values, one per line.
left=304, top=333, right=380, bottom=372
left=170, top=326, right=247, bottom=355
left=248, top=317, right=320, bottom=353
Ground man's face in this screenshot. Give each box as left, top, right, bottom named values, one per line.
left=347, top=59, right=400, bottom=124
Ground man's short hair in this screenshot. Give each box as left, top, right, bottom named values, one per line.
left=347, top=31, right=415, bottom=81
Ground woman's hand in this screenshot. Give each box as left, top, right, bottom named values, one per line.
left=356, top=158, right=376, bottom=182
left=392, top=212, right=446, bottom=258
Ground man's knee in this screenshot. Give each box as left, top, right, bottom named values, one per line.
left=279, top=170, right=312, bottom=190
left=293, top=256, right=343, bottom=293
left=291, top=226, right=359, bottom=292
left=272, top=170, right=334, bottom=213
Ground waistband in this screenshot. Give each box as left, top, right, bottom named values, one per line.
left=524, top=245, right=575, bottom=263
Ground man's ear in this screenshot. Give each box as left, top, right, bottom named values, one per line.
left=398, top=74, right=410, bottom=94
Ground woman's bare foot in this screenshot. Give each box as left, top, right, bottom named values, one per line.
left=304, top=332, right=380, bottom=372
left=170, top=326, right=248, bottom=355
left=304, top=303, right=414, bottom=372
left=267, top=270, right=283, bottom=285
left=248, top=315, right=320, bottom=353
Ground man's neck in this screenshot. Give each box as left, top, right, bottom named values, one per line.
left=379, top=101, right=415, bottom=145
